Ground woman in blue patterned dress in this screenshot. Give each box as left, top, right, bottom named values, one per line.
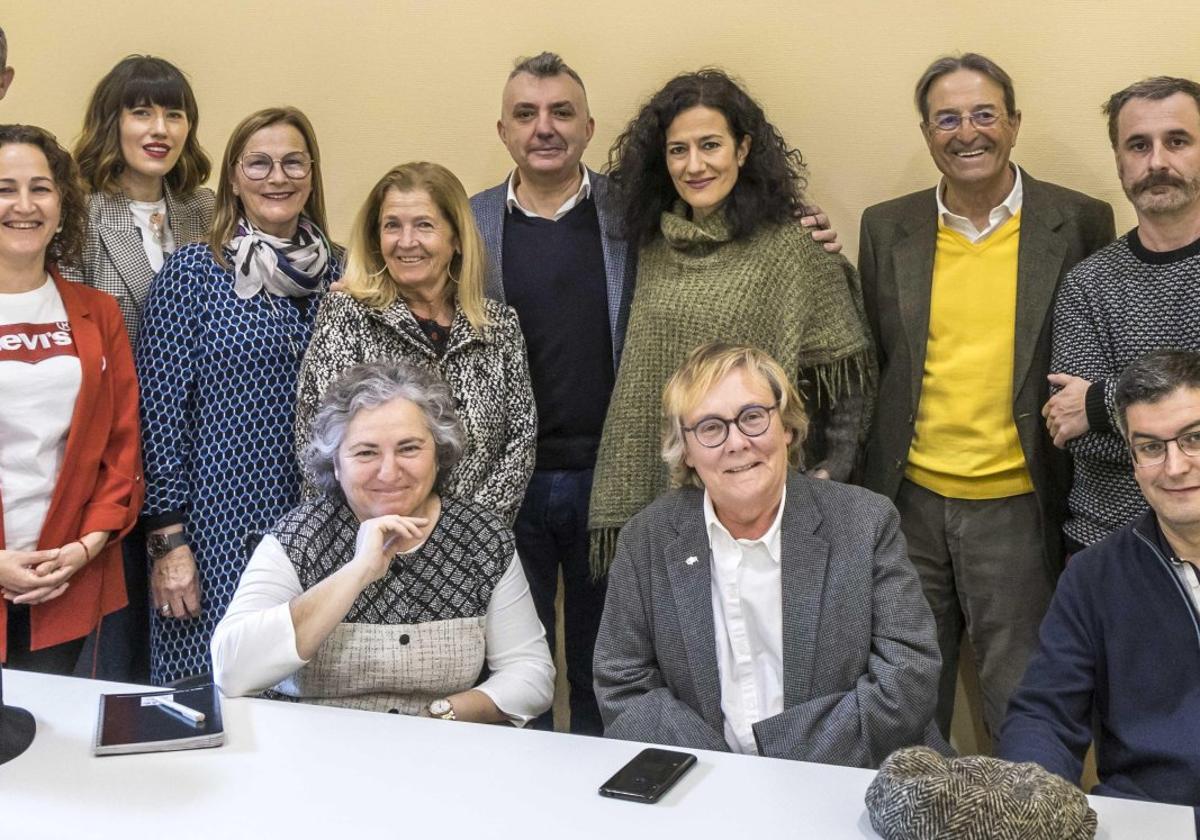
left=136, top=107, right=341, bottom=684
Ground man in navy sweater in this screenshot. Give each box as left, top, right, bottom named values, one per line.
left=471, top=52, right=841, bottom=735
left=998, top=348, right=1200, bottom=830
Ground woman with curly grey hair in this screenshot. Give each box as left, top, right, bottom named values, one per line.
left=212, top=361, right=553, bottom=723
left=588, top=68, right=874, bottom=573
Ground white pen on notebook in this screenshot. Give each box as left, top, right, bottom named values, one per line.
left=142, top=695, right=206, bottom=725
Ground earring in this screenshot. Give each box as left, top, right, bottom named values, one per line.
left=55, top=224, right=64, bottom=233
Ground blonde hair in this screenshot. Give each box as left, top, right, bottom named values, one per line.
left=340, top=161, right=490, bottom=333
left=207, top=106, right=329, bottom=267
left=661, top=342, right=809, bottom=488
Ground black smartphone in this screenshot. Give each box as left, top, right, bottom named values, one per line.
left=598, top=748, right=698, bottom=803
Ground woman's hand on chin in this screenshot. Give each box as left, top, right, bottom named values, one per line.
left=351, top=514, right=431, bottom=584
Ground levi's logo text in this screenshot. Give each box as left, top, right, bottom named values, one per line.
left=0, top=321, right=78, bottom=363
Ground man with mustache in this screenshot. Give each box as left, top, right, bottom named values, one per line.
left=1044, top=77, right=1200, bottom=554
left=858, top=53, right=1114, bottom=742
left=470, top=52, right=838, bottom=735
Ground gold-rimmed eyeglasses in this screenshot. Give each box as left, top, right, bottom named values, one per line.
left=238, top=152, right=314, bottom=181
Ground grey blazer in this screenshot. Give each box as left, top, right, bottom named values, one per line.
left=858, top=170, right=1114, bottom=571
left=469, top=168, right=635, bottom=368
left=74, top=185, right=215, bottom=345
left=593, top=472, right=943, bottom=768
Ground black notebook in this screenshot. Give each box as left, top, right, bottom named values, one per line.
left=93, top=684, right=225, bottom=756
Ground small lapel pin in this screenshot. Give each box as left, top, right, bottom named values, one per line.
left=685, top=555, right=698, bottom=566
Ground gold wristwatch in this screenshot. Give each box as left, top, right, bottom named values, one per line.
left=428, top=699, right=456, bottom=720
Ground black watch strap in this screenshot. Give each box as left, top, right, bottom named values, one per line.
left=146, top=531, right=188, bottom=560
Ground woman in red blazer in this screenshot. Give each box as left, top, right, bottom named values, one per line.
left=0, top=124, right=142, bottom=674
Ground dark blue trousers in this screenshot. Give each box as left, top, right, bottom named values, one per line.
left=514, top=468, right=606, bottom=735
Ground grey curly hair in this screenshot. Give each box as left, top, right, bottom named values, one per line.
left=304, top=361, right=465, bottom=496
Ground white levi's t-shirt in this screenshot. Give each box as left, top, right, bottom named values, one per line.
left=0, top=276, right=82, bottom=550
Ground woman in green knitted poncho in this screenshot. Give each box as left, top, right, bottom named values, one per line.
left=589, top=69, right=874, bottom=573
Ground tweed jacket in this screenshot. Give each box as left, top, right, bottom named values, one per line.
left=470, top=168, right=635, bottom=369
left=294, top=292, right=536, bottom=525
left=593, top=472, right=943, bottom=768
left=72, top=185, right=215, bottom=345
left=858, top=170, right=1114, bottom=571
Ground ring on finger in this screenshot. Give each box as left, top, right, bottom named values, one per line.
left=160, top=604, right=172, bottom=617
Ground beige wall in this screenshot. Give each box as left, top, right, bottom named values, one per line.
left=4, top=1, right=1199, bottom=254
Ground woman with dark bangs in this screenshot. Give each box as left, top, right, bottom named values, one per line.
left=588, top=69, right=874, bottom=572
left=69, top=56, right=212, bottom=680
left=72, top=55, right=213, bottom=345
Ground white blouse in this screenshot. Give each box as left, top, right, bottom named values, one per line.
left=211, top=536, right=555, bottom=724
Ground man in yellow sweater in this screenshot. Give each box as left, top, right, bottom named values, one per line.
left=858, top=53, right=1114, bottom=741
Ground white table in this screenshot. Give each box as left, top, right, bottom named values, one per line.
left=1, top=670, right=1194, bottom=840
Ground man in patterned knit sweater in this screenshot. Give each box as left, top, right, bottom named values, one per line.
left=1044, top=76, right=1200, bottom=552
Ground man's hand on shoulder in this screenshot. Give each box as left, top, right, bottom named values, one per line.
left=796, top=203, right=842, bottom=255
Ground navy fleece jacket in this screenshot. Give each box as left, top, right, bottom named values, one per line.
left=997, top=511, right=1200, bottom=833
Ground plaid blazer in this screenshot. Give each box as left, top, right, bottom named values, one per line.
left=73, top=185, right=215, bottom=345
left=593, top=471, right=945, bottom=768
left=470, top=168, right=635, bottom=369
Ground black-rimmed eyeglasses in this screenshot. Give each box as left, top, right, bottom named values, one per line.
left=683, top=404, right=778, bottom=448
left=1130, top=429, right=1200, bottom=467
left=238, top=152, right=315, bottom=181
left=927, top=109, right=1002, bottom=133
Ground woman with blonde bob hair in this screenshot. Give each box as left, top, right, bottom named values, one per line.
left=297, top=162, right=535, bottom=524
left=594, top=340, right=943, bottom=767
left=661, top=342, right=810, bottom=489
left=136, top=106, right=342, bottom=684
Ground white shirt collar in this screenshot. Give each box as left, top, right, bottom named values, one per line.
left=505, top=166, right=591, bottom=222
left=702, top=486, right=785, bottom=565
left=935, top=163, right=1024, bottom=243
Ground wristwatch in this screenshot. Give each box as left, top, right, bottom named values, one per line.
left=146, top=530, right=189, bottom=561
left=428, top=699, right=457, bottom=721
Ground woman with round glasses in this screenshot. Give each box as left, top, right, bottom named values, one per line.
left=296, top=162, right=535, bottom=525
left=588, top=69, right=872, bottom=573
left=136, top=107, right=342, bottom=685
left=69, top=55, right=213, bottom=680
left=594, top=342, right=942, bottom=766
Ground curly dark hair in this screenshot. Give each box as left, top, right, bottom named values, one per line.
left=606, top=68, right=806, bottom=245
left=0, top=124, right=87, bottom=269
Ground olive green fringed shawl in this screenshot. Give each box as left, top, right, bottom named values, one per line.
left=588, top=206, right=874, bottom=576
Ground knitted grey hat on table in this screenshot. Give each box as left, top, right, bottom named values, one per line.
left=865, top=747, right=1098, bottom=840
